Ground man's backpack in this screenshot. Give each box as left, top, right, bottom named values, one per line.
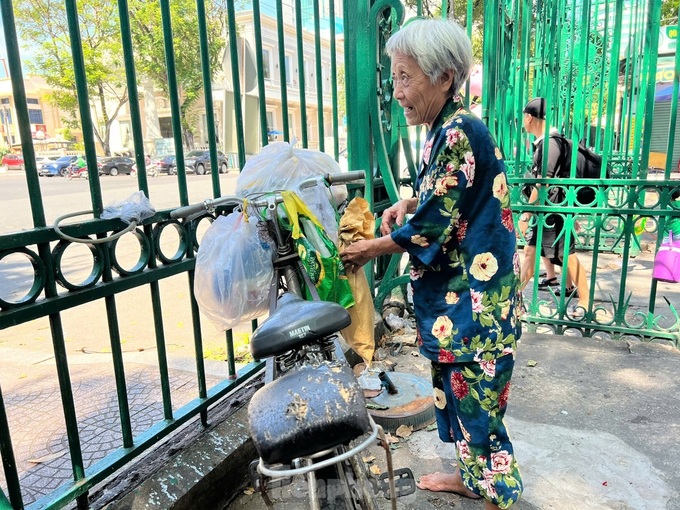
left=553, top=135, right=607, bottom=205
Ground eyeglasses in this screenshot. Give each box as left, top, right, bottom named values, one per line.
left=392, top=73, right=411, bottom=89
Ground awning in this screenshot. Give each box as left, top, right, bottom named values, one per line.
left=656, top=81, right=680, bottom=102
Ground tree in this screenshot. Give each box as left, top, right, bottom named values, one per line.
left=401, top=0, right=484, bottom=28
left=15, top=0, right=228, bottom=154
left=400, top=0, right=484, bottom=62
left=661, top=0, right=680, bottom=23
left=15, top=0, right=128, bottom=156
left=128, top=0, right=227, bottom=149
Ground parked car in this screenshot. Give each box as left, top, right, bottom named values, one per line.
left=150, top=154, right=179, bottom=175
left=1, top=153, right=24, bottom=171
left=39, top=155, right=78, bottom=177
left=35, top=155, right=60, bottom=168
left=97, top=156, right=135, bottom=176
left=184, top=150, right=229, bottom=175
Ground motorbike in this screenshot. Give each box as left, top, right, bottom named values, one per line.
left=65, top=163, right=89, bottom=180
left=170, top=171, right=416, bottom=509
left=130, top=163, right=158, bottom=178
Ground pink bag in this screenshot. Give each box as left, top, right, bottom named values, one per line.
left=652, top=232, right=680, bottom=283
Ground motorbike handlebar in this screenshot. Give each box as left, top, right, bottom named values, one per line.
left=170, top=170, right=366, bottom=220
left=170, top=200, right=213, bottom=219
left=325, top=170, right=365, bottom=185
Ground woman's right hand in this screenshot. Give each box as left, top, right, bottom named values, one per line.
left=380, top=198, right=416, bottom=236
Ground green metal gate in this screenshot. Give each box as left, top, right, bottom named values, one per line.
left=1, top=0, right=680, bottom=508
left=0, top=0, right=345, bottom=507
left=347, top=0, right=680, bottom=347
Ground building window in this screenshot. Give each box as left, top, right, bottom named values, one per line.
left=159, top=117, right=173, bottom=139
left=1, top=98, right=9, bottom=105
left=1, top=109, right=12, bottom=124
left=285, top=55, right=292, bottom=85
left=266, top=111, right=274, bottom=131
left=262, top=48, right=272, bottom=80
left=28, top=109, right=44, bottom=124
left=27, top=98, right=39, bottom=105
left=304, top=59, right=312, bottom=89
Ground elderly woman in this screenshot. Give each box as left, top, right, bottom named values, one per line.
left=340, top=18, right=523, bottom=509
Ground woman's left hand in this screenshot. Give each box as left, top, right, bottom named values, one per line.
left=340, top=240, right=373, bottom=273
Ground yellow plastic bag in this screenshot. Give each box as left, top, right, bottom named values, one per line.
left=281, top=191, right=355, bottom=308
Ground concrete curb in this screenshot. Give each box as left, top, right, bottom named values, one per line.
left=101, top=402, right=257, bottom=510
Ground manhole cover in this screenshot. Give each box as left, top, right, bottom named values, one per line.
left=366, top=371, right=435, bottom=433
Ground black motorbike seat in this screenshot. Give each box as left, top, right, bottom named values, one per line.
left=248, top=362, right=371, bottom=465
left=250, top=293, right=351, bottom=359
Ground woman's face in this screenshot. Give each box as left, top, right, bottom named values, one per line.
left=391, top=52, right=452, bottom=129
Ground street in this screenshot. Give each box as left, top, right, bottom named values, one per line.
left=0, top=170, right=239, bottom=235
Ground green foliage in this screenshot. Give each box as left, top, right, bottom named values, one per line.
left=128, top=0, right=227, bottom=148
left=14, top=0, right=227, bottom=153
left=661, top=0, right=680, bottom=23
left=402, top=0, right=484, bottom=27
left=14, top=0, right=127, bottom=155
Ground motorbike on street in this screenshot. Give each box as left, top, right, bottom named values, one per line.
left=65, top=163, right=89, bottom=180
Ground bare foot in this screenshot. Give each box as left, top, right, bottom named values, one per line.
left=416, top=471, right=481, bottom=499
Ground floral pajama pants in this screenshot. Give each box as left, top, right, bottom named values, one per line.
left=431, top=354, right=523, bottom=508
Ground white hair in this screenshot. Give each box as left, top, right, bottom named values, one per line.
left=385, top=18, right=473, bottom=96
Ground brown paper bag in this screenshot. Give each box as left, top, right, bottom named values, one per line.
left=338, top=197, right=375, bottom=364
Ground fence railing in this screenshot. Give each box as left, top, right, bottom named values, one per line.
left=0, top=0, right=344, bottom=508
left=2, top=0, right=680, bottom=508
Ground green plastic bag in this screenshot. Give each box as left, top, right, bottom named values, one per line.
left=281, top=191, right=355, bottom=308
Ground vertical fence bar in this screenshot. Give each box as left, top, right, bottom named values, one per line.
left=463, top=0, right=473, bottom=109
left=594, top=0, right=609, bottom=152
left=117, top=0, right=149, bottom=196
left=253, top=0, right=271, bottom=147
left=313, top=0, right=325, bottom=152
left=329, top=0, right=339, bottom=159
left=275, top=0, right=290, bottom=142
left=602, top=0, right=624, bottom=166
left=196, top=0, right=221, bottom=199
left=187, top=269, right=208, bottom=425
left=226, top=329, right=237, bottom=380
left=0, top=0, right=45, bottom=229
left=226, top=0, right=247, bottom=168
left=160, top=0, right=189, bottom=205
left=65, top=0, right=103, bottom=216
left=637, top=0, right=661, bottom=174
left=83, top=0, right=135, bottom=449
left=0, top=385, right=23, bottom=509
left=295, top=0, right=309, bottom=147
left=2, top=0, right=88, bottom=496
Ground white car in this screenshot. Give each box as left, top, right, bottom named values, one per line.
left=35, top=155, right=59, bottom=169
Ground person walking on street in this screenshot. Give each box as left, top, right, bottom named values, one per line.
left=518, top=98, right=590, bottom=317
left=340, top=18, right=524, bottom=510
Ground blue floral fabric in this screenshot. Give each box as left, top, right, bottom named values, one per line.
left=391, top=98, right=523, bottom=363
left=432, top=356, right=523, bottom=508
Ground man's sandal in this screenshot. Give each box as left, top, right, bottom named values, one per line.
left=555, top=285, right=578, bottom=298
left=538, top=277, right=559, bottom=289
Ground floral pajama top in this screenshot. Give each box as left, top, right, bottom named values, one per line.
left=391, top=98, right=523, bottom=364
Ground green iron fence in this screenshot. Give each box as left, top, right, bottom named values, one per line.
left=0, top=0, right=344, bottom=508
left=353, top=0, right=680, bottom=346
left=1, top=0, right=680, bottom=508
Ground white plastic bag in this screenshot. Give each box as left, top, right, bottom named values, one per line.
left=100, top=190, right=155, bottom=224
left=235, top=141, right=347, bottom=241
left=194, top=212, right=274, bottom=331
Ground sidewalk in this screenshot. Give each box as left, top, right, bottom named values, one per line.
left=231, top=332, right=680, bottom=510
left=1, top=251, right=679, bottom=508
